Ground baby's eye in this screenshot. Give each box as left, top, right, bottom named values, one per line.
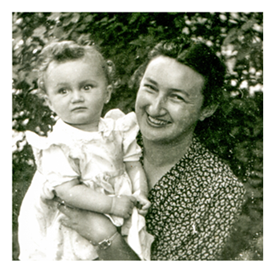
left=83, top=84, right=94, bottom=90
left=58, top=88, right=68, bottom=94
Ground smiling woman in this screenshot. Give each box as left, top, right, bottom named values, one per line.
left=135, top=56, right=207, bottom=146
left=135, top=56, right=213, bottom=190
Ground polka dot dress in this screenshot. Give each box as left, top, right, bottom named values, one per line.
left=145, top=137, right=245, bottom=260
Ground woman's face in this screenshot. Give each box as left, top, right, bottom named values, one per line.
left=135, top=55, right=208, bottom=145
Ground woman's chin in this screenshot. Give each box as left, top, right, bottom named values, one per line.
left=140, top=125, right=170, bottom=144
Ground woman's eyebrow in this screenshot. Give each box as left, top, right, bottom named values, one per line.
left=169, top=88, right=190, bottom=97
left=144, top=77, right=158, bottom=85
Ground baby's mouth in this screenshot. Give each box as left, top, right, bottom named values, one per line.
left=71, top=107, right=87, bottom=112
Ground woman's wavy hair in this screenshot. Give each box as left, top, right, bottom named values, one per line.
left=36, top=40, right=115, bottom=95
left=131, top=38, right=226, bottom=108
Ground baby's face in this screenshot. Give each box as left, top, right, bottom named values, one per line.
left=44, top=56, right=111, bottom=132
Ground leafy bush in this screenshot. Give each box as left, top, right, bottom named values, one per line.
left=12, top=12, right=263, bottom=260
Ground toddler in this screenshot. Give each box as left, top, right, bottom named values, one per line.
left=18, top=41, right=153, bottom=260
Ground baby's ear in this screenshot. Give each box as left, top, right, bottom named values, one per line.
left=199, top=103, right=218, bottom=121
left=44, top=95, right=55, bottom=112
left=105, top=85, right=113, bottom=104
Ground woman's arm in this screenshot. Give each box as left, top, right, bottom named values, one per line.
left=57, top=203, right=140, bottom=260
left=54, top=180, right=136, bottom=219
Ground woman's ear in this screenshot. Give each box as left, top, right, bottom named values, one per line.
left=105, top=85, right=113, bottom=104
left=199, top=103, right=218, bottom=121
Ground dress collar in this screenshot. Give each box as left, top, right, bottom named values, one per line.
left=50, top=117, right=114, bottom=142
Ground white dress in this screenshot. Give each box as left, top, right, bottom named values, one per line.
left=18, top=109, right=153, bottom=261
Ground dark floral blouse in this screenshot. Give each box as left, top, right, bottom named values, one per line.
left=145, top=137, right=245, bottom=260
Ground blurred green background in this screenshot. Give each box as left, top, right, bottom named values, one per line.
left=12, top=12, right=263, bottom=260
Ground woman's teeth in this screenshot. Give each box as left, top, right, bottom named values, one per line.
left=148, top=116, right=168, bottom=125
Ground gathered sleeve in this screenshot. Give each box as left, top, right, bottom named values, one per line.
left=26, top=131, right=80, bottom=198
left=117, top=112, right=142, bottom=162
left=104, top=109, right=142, bottom=162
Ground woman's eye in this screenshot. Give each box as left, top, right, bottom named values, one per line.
left=171, top=94, right=185, bottom=102
left=144, top=84, right=157, bottom=91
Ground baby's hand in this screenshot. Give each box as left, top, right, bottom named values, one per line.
left=135, top=194, right=151, bottom=216
left=110, top=195, right=137, bottom=219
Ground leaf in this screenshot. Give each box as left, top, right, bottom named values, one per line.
left=83, top=14, right=94, bottom=23
left=47, top=13, right=61, bottom=22
left=71, top=13, right=81, bottom=24
left=32, top=26, right=47, bottom=38
left=129, top=13, right=140, bottom=24
left=236, top=46, right=251, bottom=61
left=25, top=71, right=38, bottom=87
left=241, top=20, right=256, bottom=31
left=53, top=26, right=64, bottom=38
left=62, top=14, right=73, bottom=26
left=129, top=39, right=142, bottom=46
left=223, top=28, right=238, bottom=46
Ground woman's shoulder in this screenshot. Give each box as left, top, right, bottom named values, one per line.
left=182, top=137, right=244, bottom=191
left=189, top=137, right=231, bottom=168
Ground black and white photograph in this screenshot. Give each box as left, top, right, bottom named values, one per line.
left=4, top=2, right=272, bottom=274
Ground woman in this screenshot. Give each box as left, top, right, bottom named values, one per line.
left=56, top=39, right=245, bottom=260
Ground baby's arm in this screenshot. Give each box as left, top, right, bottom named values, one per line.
left=125, top=161, right=151, bottom=216
left=54, top=180, right=136, bottom=219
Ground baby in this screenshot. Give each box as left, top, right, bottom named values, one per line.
left=18, top=40, right=153, bottom=260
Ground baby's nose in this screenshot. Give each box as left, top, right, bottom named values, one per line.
left=71, top=90, right=84, bottom=102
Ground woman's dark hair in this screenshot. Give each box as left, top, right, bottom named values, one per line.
left=131, top=38, right=226, bottom=108
left=36, top=40, right=115, bottom=94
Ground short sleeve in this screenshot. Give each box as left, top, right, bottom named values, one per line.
left=40, top=145, right=79, bottom=188
left=118, top=112, right=142, bottom=162
left=106, top=110, right=142, bottom=162
left=26, top=131, right=79, bottom=192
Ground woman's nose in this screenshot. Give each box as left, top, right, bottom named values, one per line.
left=147, top=95, right=167, bottom=116
left=71, top=90, right=84, bottom=102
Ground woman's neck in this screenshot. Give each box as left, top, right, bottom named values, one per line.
left=143, top=132, right=193, bottom=167
left=142, top=133, right=194, bottom=190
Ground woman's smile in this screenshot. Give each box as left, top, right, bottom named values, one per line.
left=147, top=114, right=171, bottom=127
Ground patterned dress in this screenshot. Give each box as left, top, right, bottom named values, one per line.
left=145, top=137, right=245, bottom=260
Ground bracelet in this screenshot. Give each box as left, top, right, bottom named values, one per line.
left=91, top=231, right=120, bottom=250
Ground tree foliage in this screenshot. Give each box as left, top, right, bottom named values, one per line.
left=12, top=12, right=263, bottom=260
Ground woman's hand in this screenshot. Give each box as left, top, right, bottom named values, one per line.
left=57, top=203, right=140, bottom=260
left=57, top=203, right=116, bottom=244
